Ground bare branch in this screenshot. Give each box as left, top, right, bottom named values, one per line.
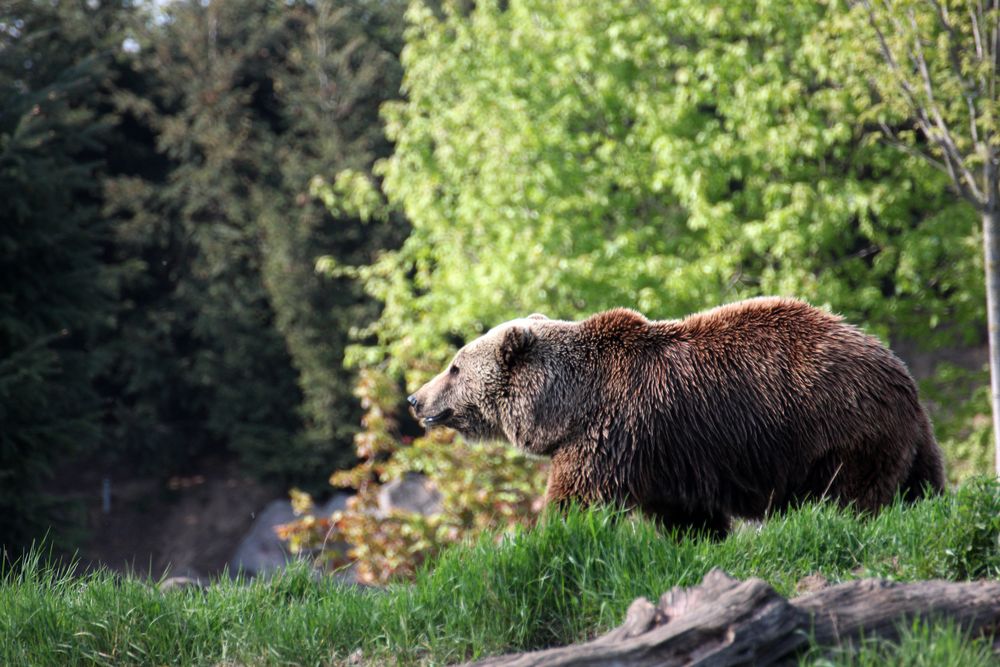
left=968, top=3, right=985, bottom=61
left=854, top=0, right=988, bottom=205
left=856, top=0, right=924, bottom=105
left=926, top=0, right=984, bottom=141
left=927, top=0, right=950, bottom=23
left=878, top=121, right=950, bottom=171
left=968, top=97, right=982, bottom=146
left=993, top=0, right=999, bottom=102
left=941, top=141, right=984, bottom=202
left=907, top=8, right=986, bottom=202
left=987, top=150, right=998, bottom=208
left=979, top=2, right=1000, bottom=210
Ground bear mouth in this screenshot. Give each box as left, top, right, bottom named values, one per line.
left=421, top=408, right=454, bottom=427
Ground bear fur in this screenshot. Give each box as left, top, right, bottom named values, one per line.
left=408, top=297, right=945, bottom=536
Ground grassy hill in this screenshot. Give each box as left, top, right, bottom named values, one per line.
left=2, top=479, right=998, bottom=666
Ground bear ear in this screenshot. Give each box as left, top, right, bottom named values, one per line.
left=527, top=313, right=548, bottom=320
left=498, top=325, right=535, bottom=367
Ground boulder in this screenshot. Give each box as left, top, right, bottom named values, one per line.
left=228, top=492, right=351, bottom=578
left=227, top=499, right=297, bottom=577
left=377, top=472, right=443, bottom=516
left=158, top=575, right=206, bottom=592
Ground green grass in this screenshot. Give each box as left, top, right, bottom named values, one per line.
left=2, top=478, right=998, bottom=666
left=802, top=620, right=1000, bottom=666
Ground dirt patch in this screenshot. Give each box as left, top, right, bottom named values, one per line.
left=795, top=573, right=830, bottom=595
left=55, top=456, right=282, bottom=579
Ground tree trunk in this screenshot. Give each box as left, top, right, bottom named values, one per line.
left=984, top=207, right=1000, bottom=477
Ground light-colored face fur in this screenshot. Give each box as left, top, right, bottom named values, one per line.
left=408, top=314, right=579, bottom=455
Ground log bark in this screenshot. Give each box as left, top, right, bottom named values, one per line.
left=467, top=569, right=1000, bottom=667
left=796, top=575, right=1000, bottom=647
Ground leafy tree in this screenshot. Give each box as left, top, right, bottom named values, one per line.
left=107, top=0, right=304, bottom=476
left=331, top=0, right=972, bottom=384
left=835, top=0, right=1000, bottom=476
left=0, top=0, right=408, bottom=550
left=0, top=1, right=117, bottom=548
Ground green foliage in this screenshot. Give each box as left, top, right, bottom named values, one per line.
left=326, top=0, right=979, bottom=387
left=278, top=368, right=547, bottom=583
left=829, top=0, right=999, bottom=202
left=107, top=0, right=305, bottom=476
left=3, top=482, right=999, bottom=665
left=0, top=0, right=410, bottom=552
left=253, top=0, right=407, bottom=473
left=0, top=1, right=119, bottom=549
left=397, top=480, right=999, bottom=660
left=922, top=364, right=995, bottom=483
left=944, top=476, right=1000, bottom=579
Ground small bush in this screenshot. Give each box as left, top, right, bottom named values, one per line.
left=277, top=368, right=547, bottom=583
left=920, top=364, right=994, bottom=483
left=943, top=477, right=1000, bottom=579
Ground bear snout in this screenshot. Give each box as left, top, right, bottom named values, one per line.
left=406, top=393, right=425, bottom=421
left=407, top=384, right=455, bottom=428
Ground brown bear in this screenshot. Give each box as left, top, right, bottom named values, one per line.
left=408, top=297, right=945, bottom=536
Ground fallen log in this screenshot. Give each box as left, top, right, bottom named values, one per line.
left=468, top=569, right=1000, bottom=666
left=796, top=575, right=1000, bottom=647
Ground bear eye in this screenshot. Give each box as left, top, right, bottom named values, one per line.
left=449, top=364, right=459, bottom=376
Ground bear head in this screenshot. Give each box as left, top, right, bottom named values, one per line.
left=407, top=313, right=579, bottom=455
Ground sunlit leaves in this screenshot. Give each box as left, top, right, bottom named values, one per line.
left=320, top=0, right=979, bottom=389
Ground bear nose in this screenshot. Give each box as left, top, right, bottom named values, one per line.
left=407, top=395, right=419, bottom=410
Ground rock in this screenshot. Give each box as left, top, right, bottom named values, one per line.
left=227, top=492, right=353, bottom=579
left=318, top=492, right=350, bottom=515
left=158, top=575, right=205, bottom=592
left=228, top=499, right=298, bottom=577
left=377, top=472, right=443, bottom=516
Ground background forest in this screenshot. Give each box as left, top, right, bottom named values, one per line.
left=1, top=0, right=995, bottom=574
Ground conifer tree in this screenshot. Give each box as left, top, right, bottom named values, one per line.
left=113, top=0, right=406, bottom=481
left=0, top=1, right=115, bottom=548
left=256, top=0, right=406, bottom=473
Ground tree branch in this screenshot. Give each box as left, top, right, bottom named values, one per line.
left=853, top=0, right=992, bottom=206
left=906, top=7, right=985, bottom=202
left=878, top=121, right=950, bottom=172
left=992, top=0, right=999, bottom=103
left=926, top=0, right=983, bottom=147
left=857, top=1, right=924, bottom=106
left=967, top=1, right=985, bottom=62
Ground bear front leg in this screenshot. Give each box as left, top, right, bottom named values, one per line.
left=544, top=469, right=572, bottom=510
left=543, top=456, right=589, bottom=512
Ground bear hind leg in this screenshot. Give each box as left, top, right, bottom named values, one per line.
left=900, top=434, right=945, bottom=502
left=820, top=431, right=939, bottom=514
